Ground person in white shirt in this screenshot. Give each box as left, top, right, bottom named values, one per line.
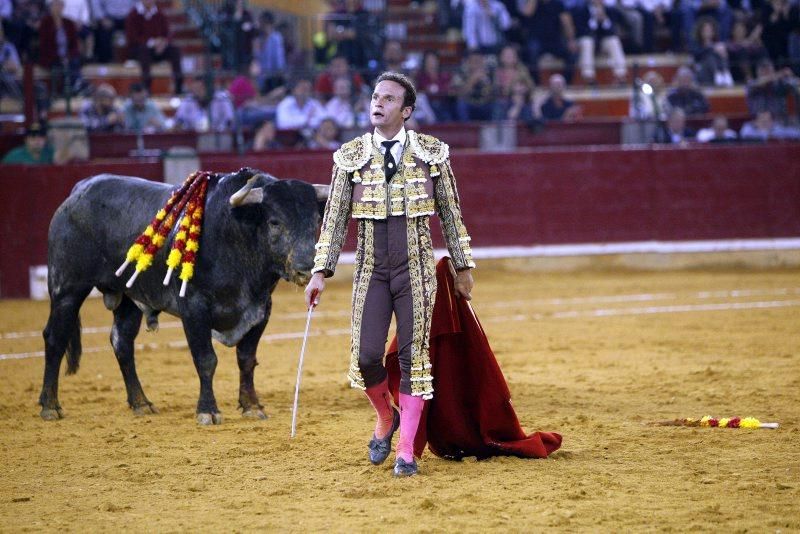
left=462, top=0, right=512, bottom=54
left=275, top=78, right=325, bottom=131
left=696, top=115, right=737, bottom=142
left=324, top=77, right=356, bottom=129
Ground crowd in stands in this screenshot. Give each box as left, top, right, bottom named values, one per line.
left=1, top=0, right=799, bottom=163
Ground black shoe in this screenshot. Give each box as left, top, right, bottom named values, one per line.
left=368, top=408, right=400, bottom=465
left=393, top=457, right=418, bottom=477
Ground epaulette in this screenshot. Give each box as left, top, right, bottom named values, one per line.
left=408, top=131, right=449, bottom=165
left=333, top=133, right=372, bottom=171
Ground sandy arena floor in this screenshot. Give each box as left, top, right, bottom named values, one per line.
left=1, top=261, right=798, bottom=532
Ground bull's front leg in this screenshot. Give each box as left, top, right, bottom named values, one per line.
left=181, top=312, right=222, bottom=425
left=237, top=318, right=269, bottom=420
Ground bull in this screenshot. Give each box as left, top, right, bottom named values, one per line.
left=39, top=168, right=327, bottom=424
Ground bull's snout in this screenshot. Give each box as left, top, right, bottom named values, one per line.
left=285, top=249, right=314, bottom=287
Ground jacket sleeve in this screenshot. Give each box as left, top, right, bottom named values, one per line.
left=433, top=159, right=475, bottom=271
left=312, top=163, right=353, bottom=277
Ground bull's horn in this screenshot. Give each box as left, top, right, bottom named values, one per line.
left=313, top=184, right=330, bottom=202
left=229, top=174, right=266, bottom=207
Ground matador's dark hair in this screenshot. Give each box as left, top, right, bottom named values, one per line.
left=375, top=71, right=416, bottom=117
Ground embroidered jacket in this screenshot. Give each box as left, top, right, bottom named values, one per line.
left=313, top=131, right=475, bottom=275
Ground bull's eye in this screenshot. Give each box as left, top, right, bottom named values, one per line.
left=268, top=219, right=281, bottom=228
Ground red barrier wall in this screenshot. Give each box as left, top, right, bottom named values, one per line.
left=0, top=162, right=163, bottom=299
left=1, top=144, right=799, bottom=298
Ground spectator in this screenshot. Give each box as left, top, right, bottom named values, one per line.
left=312, top=18, right=338, bottom=70
left=517, top=0, right=577, bottom=84
left=92, top=0, right=135, bottom=63
left=378, top=39, right=407, bottom=76
left=208, top=89, right=235, bottom=133
left=80, top=82, right=124, bottom=131
left=252, top=10, right=285, bottom=93
left=572, top=0, right=628, bottom=84
left=126, top=0, right=183, bottom=94
left=692, top=18, right=733, bottom=86
left=630, top=70, right=669, bottom=120
left=740, top=109, right=800, bottom=139
left=306, top=117, right=342, bottom=150
left=746, top=59, right=800, bottom=122
left=696, top=114, right=737, bottom=141
left=2, top=122, right=54, bottom=164
left=666, top=66, right=710, bottom=115
left=540, top=73, right=581, bottom=120
left=496, top=78, right=536, bottom=120
left=228, top=71, right=257, bottom=109
left=462, top=0, right=512, bottom=54
left=0, top=23, right=21, bottom=99
left=326, top=0, right=374, bottom=68
left=609, top=0, right=648, bottom=54
left=123, top=82, right=166, bottom=132
left=314, top=54, right=365, bottom=101
left=252, top=119, right=281, bottom=150
left=218, top=0, right=255, bottom=71
left=414, top=50, right=454, bottom=122
left=676, top=0, right=733, bottom=51
left=494, top=44, right=535, bottom=100
left=324, top=77, right=356, bottom=129
left=174, top=76, right=208, bottom=131
left=638, top=0, right=675, bottom=53
left=62, top=0, right=91, bottom=59
left=4, top=0, right=44, bottom=61
left=234, top=82, right=286, bottom=130
left=726, top=19, right=768, bottom=83
left=757, top=0, right=799, bottom=70
left=653, top=107, right=695, bottom=143
left=39, top=0, right=85, bottom=95
left=275, top=77, right=325, bottom=131
left=452, top=51, right=495, bottom=120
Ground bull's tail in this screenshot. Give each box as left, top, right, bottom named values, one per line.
left=65, top=315, right=83, bottom=375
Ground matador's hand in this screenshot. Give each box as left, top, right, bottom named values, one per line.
left=454, top=269, right=474, bottom=301
left=305, top=272, right=325, bottom=308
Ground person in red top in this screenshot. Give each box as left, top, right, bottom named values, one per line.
left=313, top=54, right=364, bottom=101
left=38, top=0, right=84, bottom=93
left=126, top=0, right=183, bottom=94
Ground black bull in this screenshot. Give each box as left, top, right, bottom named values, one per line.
left=39, top=168, right=327, bottom=424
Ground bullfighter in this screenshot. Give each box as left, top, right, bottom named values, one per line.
left=304, top=71, right=475, bottom=477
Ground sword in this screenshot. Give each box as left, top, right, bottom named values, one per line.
left=291, top=290, right=317, bottom=438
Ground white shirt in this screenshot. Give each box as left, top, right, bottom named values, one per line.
left=373, top=126, right=406, bottom=165
left=324, top=97, right=355, bottom=129
left=275, top=95, right=325, bottom=130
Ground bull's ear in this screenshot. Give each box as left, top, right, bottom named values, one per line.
left=313, top=184, right=330, bottom=217
left=230, top=175, right=266, bottom=207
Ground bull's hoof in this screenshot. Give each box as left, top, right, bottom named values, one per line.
left=196, top=412, right=223, bottom=425
left=40, top=407, right=64, bottom=421
left=242, top=408, right=268, bottom=420
left=132, top=403, right=159, bottom=416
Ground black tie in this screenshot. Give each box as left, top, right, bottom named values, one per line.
left=381, top=140, right=398, bottom=180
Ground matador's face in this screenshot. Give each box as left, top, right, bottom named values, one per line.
left=370, top=80, right=411, bottom=131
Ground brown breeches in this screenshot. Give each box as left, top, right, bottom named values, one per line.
left=357, top=216, right=414, bottom=394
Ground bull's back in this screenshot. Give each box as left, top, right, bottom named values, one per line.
left=48, top=175, right=173, bottom=287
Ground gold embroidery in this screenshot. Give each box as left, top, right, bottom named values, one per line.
left=348, top=220, right=374, bottom=390
left=312, top=165, right=353, bottom=275
left=406, top=216, right=436, bottom=399
left=433, top=161, right=475, bottom=270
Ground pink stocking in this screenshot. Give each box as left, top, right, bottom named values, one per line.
left=364, top=379, right=395, bottom=439
left=396, top=393, right=425, bottom=462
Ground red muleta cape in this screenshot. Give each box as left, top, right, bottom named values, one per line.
left=386, top=258, right=562, bottom=460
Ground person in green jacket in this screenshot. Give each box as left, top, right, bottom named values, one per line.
left=1, top=123, right=54, bottom=164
